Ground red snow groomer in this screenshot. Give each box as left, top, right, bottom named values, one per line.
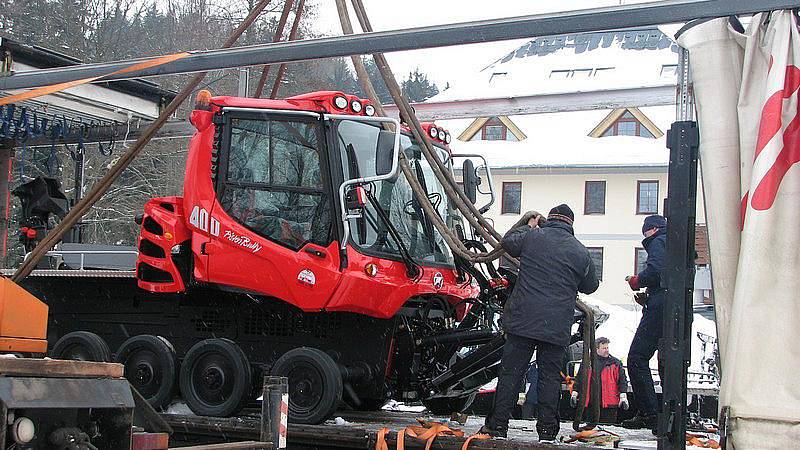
left=32, top=90, right=521, bottom=424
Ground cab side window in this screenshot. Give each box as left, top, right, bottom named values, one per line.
left=220, top=117, right=330, bottom=249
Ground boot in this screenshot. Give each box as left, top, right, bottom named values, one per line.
left=621, top=413, right=656, bottom=429
left=478, top=425, right=507, bottom=439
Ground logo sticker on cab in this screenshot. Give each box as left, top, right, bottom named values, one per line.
left=433, top=272, right=444, bottom=290
left=298, top=269, right=316, bottom=286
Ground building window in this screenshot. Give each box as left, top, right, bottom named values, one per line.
left=587, top=247, right=604, bottom=281
left=584, top=181, right=606, bottom=215
left=549, top=68, right=615, bottom=79
left=601, top=111, right=655, bottom=138
left=661, top=64, right=678, bottom=77
left=481, top=117, right=508, bottom=141
left=637, top=180, right=659, bottom=214
left=502, top=182, right=522, bottom=214
left=635, top=247, right=648, bottom=274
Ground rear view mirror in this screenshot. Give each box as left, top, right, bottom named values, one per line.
left=462, top=159, right=478, bottom=204
left=375, top=130, right=395, bottom=176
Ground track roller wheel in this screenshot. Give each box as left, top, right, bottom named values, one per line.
left=180, top=338, right=252, bottom=417
left=116, top=335, right=177, bottom=410
left=422, top=393, right=477, bottom=415
left=271, top=347, right=343, bottom=424
left=51, top=331, right=111, bottom=362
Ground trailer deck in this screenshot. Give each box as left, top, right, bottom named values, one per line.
left=164, top=409, right=675, bottom=450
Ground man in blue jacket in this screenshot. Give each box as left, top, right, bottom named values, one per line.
left=481, top=204, right=599, bottom=442
left=622, top=215, right=667, bottom=431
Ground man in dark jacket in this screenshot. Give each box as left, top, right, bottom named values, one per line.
left=571, top=337, right=629, bottom=425
left=622, top=215, right=667, bottom=431
left=481, top=204, right=599, bottom=441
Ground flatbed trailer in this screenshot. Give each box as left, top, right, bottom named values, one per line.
left=163, top=409, right=675, bottom=450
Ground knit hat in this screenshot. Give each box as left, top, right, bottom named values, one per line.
left=548, top=204, right=574, bottom=225
left=642, top=214, right=667, bottom=234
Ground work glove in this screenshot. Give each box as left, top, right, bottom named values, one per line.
left=511, top=210, right=545, bottom=230
left=626, top=275, right=640, bottom=290
left=619, top=393, right=630, bottom=410
left=634, top=292, right=648, bottom=307
left=570, top=391, right=579, bottom=407
left=517, top=393, right=526, bottom=406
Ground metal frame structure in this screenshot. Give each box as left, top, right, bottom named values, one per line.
left=0, top=0, right=797, bottom=90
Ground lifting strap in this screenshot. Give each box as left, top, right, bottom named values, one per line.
left=0, top=52, right=190, bottom=107
left=375, top=421, right=489, bottom=450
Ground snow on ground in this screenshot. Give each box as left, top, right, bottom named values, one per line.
left=165, top=401, right=194, bottom=415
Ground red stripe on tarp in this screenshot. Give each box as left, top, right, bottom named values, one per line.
left=754, top=66, right=800, bottom=160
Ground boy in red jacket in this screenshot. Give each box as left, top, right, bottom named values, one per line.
left=571, top=337, right=629, bottom=425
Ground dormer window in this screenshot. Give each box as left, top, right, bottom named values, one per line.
left=458, top=116, right=527, bottom=142
left=589, top=108, right=663, bottom=139
left=482, top=118, right=507, bottom=140
left=602, top=111, right=654, bottom=137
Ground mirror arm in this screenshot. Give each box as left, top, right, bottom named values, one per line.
left=328, top=115, right=402, bottom=251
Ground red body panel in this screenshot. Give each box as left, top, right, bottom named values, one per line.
left=136, top=91, right=474, bottom=318
left=136, top=196, right=191, bottom=292
left=326, top=247, right=477, bottom=318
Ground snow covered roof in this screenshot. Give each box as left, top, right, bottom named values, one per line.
left=430, top=28, right=679, bottom=104
left=430, top=28, right=680, bottom=169
left=441, top=105, right=673, bottom=169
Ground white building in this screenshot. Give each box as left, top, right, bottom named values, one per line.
left=435, top=29, right=707, bottom=306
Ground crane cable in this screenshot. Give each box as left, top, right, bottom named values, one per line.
left=336, top=0, right=513, bottom=265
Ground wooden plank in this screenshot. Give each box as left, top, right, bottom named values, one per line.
left=174, top=441, right=272, bottom=450
left=0, top=357, right=124, bottom=378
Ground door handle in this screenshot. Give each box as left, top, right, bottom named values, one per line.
left=304, top=247, right=326, bottom=258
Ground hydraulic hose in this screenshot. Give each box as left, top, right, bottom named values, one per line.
left=573, top=298, right=601, bottom=430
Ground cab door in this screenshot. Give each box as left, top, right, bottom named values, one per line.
left=203, top=109, right=342, bottom=311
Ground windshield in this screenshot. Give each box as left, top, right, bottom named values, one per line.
left=337, top=120, right=455, bottom=266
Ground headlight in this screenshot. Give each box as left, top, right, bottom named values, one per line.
left=364, top=104, right=376, bottom=116
left=11, top=417, right=35, bottom=444
left=429, top=127, right=439, bottom=139
left=333, top=95, right=348, bottom=109
left=351, top=100, right=363, bottom=113
left=444, top=132, right=452, bottom=144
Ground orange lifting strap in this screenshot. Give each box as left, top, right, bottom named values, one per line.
left=376, top=421, right=490, bottom=450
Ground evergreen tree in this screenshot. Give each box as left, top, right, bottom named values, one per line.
left=401, top=68, right=439, bottom=102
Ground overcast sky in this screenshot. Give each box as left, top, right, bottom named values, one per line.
left=311, top=0, right=655, bottom=88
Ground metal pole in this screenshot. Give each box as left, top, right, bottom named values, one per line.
left=0, top=143, right=11, bottom=267
left=72, top=144, right=85, bottom=243
left=260, top=376, right=288, bottom=450
left=1, top=0, right=797, bottom=90
left=238, top=68, right=250, bottom=97
left=659, top=47, right=698, bottom=450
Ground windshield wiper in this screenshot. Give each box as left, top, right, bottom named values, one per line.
left=363, top=188, right=421, bottom=279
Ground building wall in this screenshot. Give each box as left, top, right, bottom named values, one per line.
left=473, top=167, right=705, bottom=306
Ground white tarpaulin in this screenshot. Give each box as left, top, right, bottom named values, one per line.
left=677, top=11, right=800, bottom=448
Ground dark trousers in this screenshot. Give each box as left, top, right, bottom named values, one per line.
left=586, top=406, right=618, bottom=425
left=485, top=334, right=564, bottom=437
left=627, top=291, right=665, bottom=416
